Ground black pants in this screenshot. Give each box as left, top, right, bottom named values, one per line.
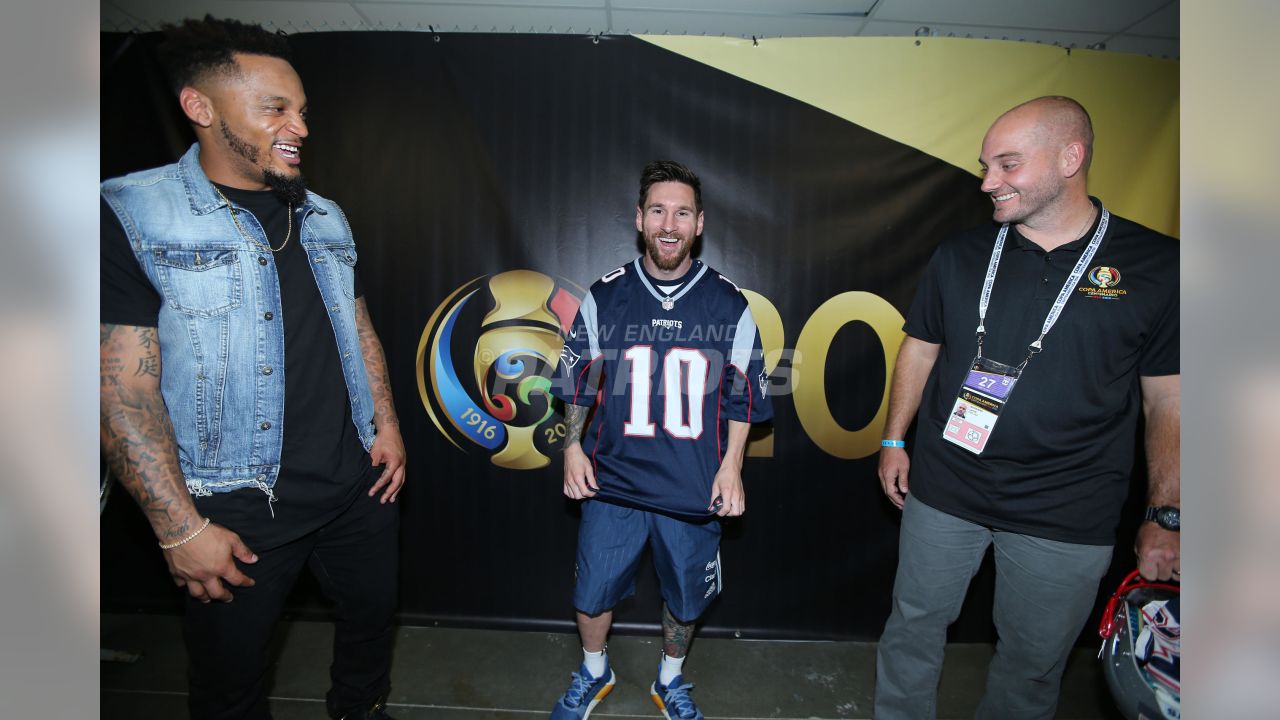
left=183, top=492, right=399, bottom=719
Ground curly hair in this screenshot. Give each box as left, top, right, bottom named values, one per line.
left=638, top=160, right=702, bottom=212
left=155, top=15, right=294, bottom=96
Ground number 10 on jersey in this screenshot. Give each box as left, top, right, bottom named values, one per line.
left=622, top=346, right=710, bottom=439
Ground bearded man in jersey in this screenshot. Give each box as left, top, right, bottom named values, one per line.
left=549, top=160, right=772, bottom=720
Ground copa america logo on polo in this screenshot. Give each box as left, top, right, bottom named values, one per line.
left=416, top=271, right=583, bottom=470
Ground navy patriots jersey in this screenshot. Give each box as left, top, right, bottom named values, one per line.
left=553, top=257, right=772, bottom=520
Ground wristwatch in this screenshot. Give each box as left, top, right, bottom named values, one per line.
left=1143, top=505, right=1180, bottom=532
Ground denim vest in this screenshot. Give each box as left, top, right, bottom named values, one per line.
left=101, top=144, right=376, bottom=497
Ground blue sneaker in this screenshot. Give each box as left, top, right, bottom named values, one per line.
left=650, top=673, right=704, bottom=720
left=550, top=660, right=616, bottom=719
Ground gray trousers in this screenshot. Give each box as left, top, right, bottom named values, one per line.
left=874, top=495, right=1112, bottom=720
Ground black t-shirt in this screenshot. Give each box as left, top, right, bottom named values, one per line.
left=903, top=201, right=1178, bottom=545
left=100, top=186, right=375, bottom=550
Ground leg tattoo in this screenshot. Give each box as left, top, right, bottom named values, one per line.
left=662, top=603, right=695, bottom=658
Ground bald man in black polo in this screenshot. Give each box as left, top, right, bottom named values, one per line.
left=873, top=96, right=1180, bottom=719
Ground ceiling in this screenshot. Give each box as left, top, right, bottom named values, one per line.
left=101, top=0, right=1179, bottom=58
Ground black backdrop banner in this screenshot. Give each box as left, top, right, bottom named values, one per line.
left=101, top=32, right=1146, bottom=641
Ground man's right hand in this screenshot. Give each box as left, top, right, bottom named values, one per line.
left=163, top=523, right=258, bottom=603
left=563, top=443, right=598, bottom=500
left=879, top=447, right=910, bottom=510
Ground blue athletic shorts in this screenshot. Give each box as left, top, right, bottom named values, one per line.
left=573, top=500, right=722, bottom=622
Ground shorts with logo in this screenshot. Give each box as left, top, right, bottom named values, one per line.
left=574, top=499, right=722, bottom=623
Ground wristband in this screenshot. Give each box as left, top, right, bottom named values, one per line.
left=159, top=517, right=211, bottom=550
left=881, top=439, right=906, bottom=448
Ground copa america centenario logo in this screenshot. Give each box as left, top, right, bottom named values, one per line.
left=1088, top=265, right=1122, bottom=288
left=416, top=271, right=582, bottom=469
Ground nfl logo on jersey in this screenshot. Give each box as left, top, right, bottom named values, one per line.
left=560, top=343, right=582, bottom=372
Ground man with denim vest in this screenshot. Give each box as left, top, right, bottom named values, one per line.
left=100, top=16, right=404, bottom=720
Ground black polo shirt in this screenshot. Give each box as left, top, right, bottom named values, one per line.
left=904, top=199, right=1178, bottom=545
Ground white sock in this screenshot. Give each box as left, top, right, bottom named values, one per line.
left=582, top=647, right=607, bottom=679
left=659, top=653, right=686, bottom=686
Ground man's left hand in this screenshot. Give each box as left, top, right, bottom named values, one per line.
left=368, top=424, right=407, bottom=504
left=710, top=465, right=745, bottom=517
left=1135, top=522, right=1179, bottom=581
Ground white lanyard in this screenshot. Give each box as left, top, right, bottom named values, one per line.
left=976, top=207, right=1109, bottom=364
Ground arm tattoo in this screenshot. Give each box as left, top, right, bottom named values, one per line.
left=100, top=324, right=200, bottom=541
left=563, top=404, right=589, bottom=449
left=354, top=299, right=400, bottom=429
left=135, top=355, right=160, bottom=378
left=662, top=603, right=696, bottom=658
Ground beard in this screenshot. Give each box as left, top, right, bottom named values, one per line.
left=220, top=117, right=259, bottom=164
left=994, top=177, right=1066, bottom=226
left=220, top=118, right=308, bottom=206
left=264, top=168, right=308, bottom=206
left=643, top=232, right=693, bottom=272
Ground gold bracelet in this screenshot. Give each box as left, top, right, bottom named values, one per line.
left=158, top=517, right=211, bottom=550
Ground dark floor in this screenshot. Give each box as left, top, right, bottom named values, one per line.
left=101, top=613, right=1122, bottom=719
